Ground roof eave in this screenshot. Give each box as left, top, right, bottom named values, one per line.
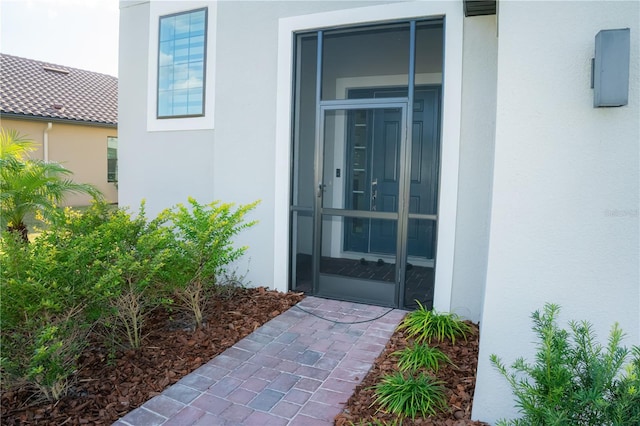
left=0, top=112, right=117, bottom=129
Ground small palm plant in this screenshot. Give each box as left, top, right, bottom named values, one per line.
left=0, top=129, right=101, bottom=241
left=393, top=342, right=452, bottom=373
left=398, top=301, right=471, bottom=344
left=373, top=372, right=448, bottom=419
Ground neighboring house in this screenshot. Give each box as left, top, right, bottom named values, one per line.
left=0, top=53, right=118, bottom=206
left=118, top=1, right=638, bottom=422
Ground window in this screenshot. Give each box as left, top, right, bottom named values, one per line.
left=157, top=8, right=207, bottom=118
left=107, top=136, right=118, bottom=183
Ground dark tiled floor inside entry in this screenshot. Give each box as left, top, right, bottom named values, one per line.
left=114, top=297, right=406, bottom=426
left=294, top=254, right=434, bottom=310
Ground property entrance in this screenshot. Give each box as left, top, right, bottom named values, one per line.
left=344, top=87, right=440, bottom=259
left=289, top=20, right=444, bottom=309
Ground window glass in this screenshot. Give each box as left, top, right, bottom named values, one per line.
left=107, top=137, right=118, bottom=183
left=157, top=8, right=207, bottom=118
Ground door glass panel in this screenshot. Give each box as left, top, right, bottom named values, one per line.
left=318, top=214, right=397, bottom=307
left=322, top=24, right=410, bottom=100
left=290, top=209, right=313, bottom=293
left=404, top=218, right=436, bottom=310
left=408, top=87, right=440, bottom=218
left=415, top=20, right=444, bottom=81
left=292, top=33, right=317, bottom=209
left=322, top=108, right=402, bottom=215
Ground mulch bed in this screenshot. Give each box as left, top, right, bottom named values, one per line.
left=335, top=321, right=488, bottom=426
left=1, top=287, right=304, bottom=425
left=2, top=288, right=485, bottom=425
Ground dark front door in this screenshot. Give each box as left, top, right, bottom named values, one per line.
left=345, top=86, right=441, bottom=258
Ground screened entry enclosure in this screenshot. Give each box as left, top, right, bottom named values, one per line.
left=290, top=20, right=443, bottom=309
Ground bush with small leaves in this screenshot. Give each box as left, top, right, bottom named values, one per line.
left=161, top=198, right=258, bottom=328
left=0, top=231, right=92, bottom=400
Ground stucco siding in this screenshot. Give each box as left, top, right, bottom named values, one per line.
left=450, top=15, right=498, bottom=322
left=1, top=117, right=118, bottom=206
left=119, top=0, right=436, bottom=290
left=473, top=1, right=639, bottom=422
left=119, top=1, right=217, bottom=216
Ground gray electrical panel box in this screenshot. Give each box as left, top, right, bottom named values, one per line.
left=593, top=28, right=630, bottom=107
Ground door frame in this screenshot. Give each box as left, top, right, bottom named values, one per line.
left=274, top=2, right=464, bottom=312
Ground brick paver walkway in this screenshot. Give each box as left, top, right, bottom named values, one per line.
left=114, top=296, right=406, bottom=426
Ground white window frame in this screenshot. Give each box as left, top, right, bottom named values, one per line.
left=147, top=1, right=217, bottom=132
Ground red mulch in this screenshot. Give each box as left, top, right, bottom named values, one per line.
left=2, top=289, right=486, bottom=426
left=1, top=287, right=304, bottom=425
left=335, top=321, right=488, bottom=426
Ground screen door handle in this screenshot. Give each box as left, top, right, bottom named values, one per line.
left=371, top=178, right=378, bottom=211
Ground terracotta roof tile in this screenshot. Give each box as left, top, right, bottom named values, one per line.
left=0, top=53, right=117, bottom=126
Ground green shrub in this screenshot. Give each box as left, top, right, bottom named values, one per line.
left=25, top=318, right=88, bottom=401
left=491, top=303, right=640, bottom=426
left=372, top=372, right=447, bottom=419
left=0, top=231, right=91, bottom=400
left=1, top=201, right=173, bottom=403
left=61, top=202, right=172, bottom=348
left=161, top=197, right=258, bottom=328
left=0, top=197, right=258, bottom=400
left=612, top=346, right=640, bottom=422
left=398, top=301, right=471, bottom=344
left=393, top=343, right=452, bottom=374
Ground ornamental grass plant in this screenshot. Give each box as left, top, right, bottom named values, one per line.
left=373, top=372, right=448, bottom=419
left=398, top=301, right=471, bottom=344
left=392, top=342, right=452, bottom=373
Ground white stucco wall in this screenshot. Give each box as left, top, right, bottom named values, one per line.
left=119, top=1, right=403, bottom=289
left=450, top=15, right=498, bottom=322
left=473, top=1, right=639, bottom=423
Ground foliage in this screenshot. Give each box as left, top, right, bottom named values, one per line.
left=0, top=128, right=37, bottom=159
left=0, top=128, right=102, bottom=241
left=0, top=231, right=91, bottom=401
left=161, top=197, right=258, bottom=328
left=0, top=197, right=259, bottom=401
left=1, top=202, right=171, bottom=400
left=25, top=315, right=88, bottom=401
left=398, top=301, right=471, bottom=344
left=372, top=372, right=447, bottom=419
left=491, top=303, right=640, bottom=426
left=41, top=202, right=173, bottom=348
left=612, top=345, right=640, bottom=422
left=392, top=342, right=451, bottom=374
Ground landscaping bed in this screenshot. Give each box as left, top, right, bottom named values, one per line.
left=335, top=320, right=487, bottom=426
left=1, top=287, right=304, bottom=425
left=2, top=289, right=487, bottom=425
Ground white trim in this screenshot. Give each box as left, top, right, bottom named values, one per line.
left=335, top=73, right=443, bottom=101
left=274, top=2, right=463, bottom=312
left=146, top=1, right=217, bottom=132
